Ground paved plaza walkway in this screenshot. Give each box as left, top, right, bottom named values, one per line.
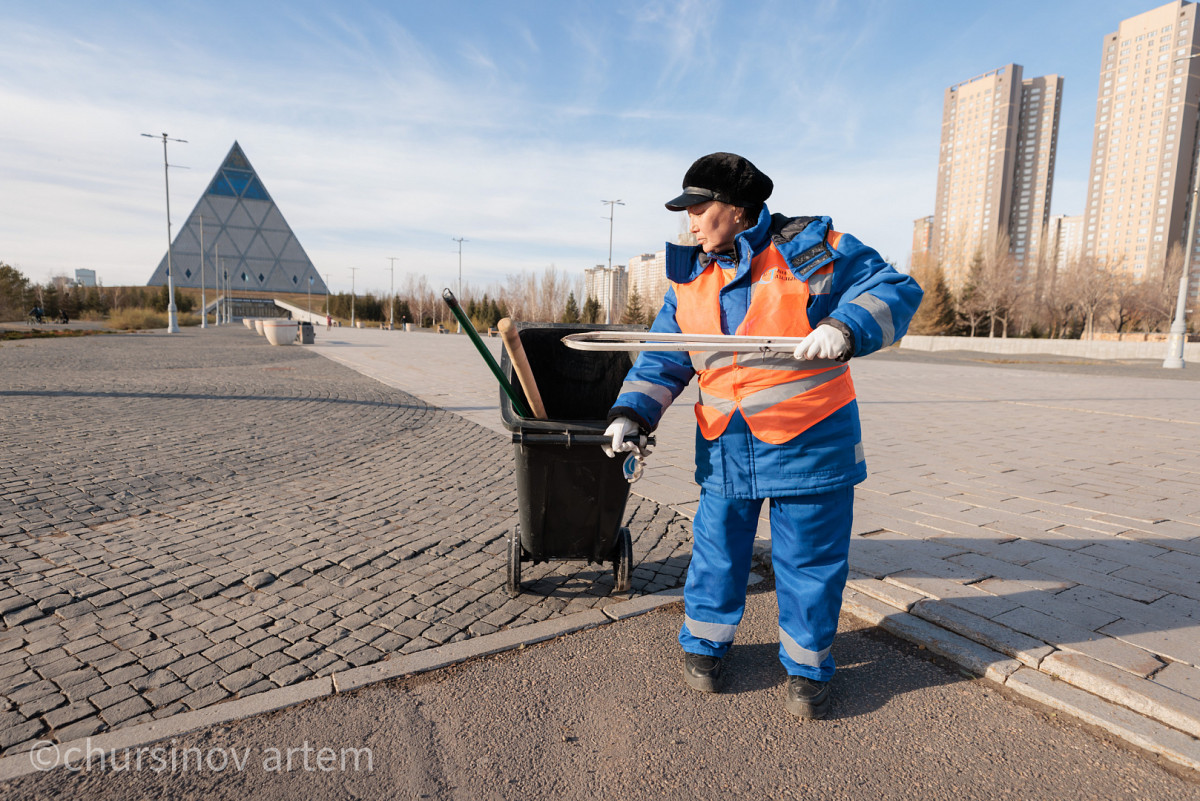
left=2, top=322, right=1200, bottom=776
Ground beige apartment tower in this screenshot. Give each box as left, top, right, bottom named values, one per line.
left=1083, top=0, right=1200, bottom=301
left=1048, top=214, right=1085, bottom=275
left=911, top=216, right=933, bottom=265
left=627, top=250, right=669, bottom=312
left=584, top=264, right=626, bottom=324
left=931, top=64, right=1062, bottom=294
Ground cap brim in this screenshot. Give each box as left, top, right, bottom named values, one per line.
left=665, top=192, right=712, bottom=211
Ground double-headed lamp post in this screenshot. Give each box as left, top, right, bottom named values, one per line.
left=142, top=132, right=186, bottom=333
left=601, top=200, right=624, bottom=324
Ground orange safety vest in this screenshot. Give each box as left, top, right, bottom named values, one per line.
left=672, top=237, right=856, bottom=445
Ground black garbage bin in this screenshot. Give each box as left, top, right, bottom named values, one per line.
left=297, top=322, right=315, bottom=344
left=499, top=322, right=645, bottom=596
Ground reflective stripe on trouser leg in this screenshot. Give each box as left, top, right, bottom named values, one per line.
left=678, top=490, right=762, bottom=658
left=768, top=487, right=854, bottom=680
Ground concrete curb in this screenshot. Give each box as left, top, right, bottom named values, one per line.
left=1006, top=668, right=1200, bottom=773
left=0, top=589, right=687, bottom=782
left=840, top=586, right=1200, bottom=773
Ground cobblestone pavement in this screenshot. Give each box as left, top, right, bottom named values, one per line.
left=0, top=328, right=691, bottom=757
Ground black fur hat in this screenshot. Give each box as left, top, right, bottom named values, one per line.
left=665, top=152, right=773, bottom=211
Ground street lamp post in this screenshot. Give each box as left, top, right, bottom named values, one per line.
left=199, top=214, right=207, bottom=328
left=215, top=243, right=223, bottom=324
left=219, top=258, right=226, bottom=324
left=142, top=132, right=186, bottom=333
left=350, top=267, right=358, bottom=328
left=1165, top=56, right=1200, bottom=367
left=452, top=238, right=467, bottom=332
left=1164, top=174, right=1197, bottom=368
left=212, top=240, right=220, bottom=327
left=388, top=256, right=397, bottom=329
left=601, top=200, right=624, bottom=324
left=1164, top=53, right=1200, bottom=368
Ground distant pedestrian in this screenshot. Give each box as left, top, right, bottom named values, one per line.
left=604, top=152, right=922, bottom=719
left=326, top=314, right=332, bottom=328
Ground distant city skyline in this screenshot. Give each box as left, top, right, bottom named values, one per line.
left=0, top=0, right=1171, bottom=295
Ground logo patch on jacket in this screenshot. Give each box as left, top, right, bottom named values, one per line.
left=757, top=267, right=797, bottom=285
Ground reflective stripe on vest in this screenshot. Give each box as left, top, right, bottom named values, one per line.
left=692, top=351, right=843, bottom=373
left=673, top=237, right=856, bottom=445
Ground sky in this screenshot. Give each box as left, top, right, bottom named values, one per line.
left=0, top=0, right=1156, bottom=297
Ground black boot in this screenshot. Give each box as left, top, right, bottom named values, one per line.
left=785, top=675, right=831, bottom=719
left=683, top=653, right=723, bottom=693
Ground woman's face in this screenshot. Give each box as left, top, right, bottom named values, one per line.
left=687, top=201, right=747, bottom=254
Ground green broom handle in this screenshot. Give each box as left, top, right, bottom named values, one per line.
left=441, top=288, right=533, bottom=419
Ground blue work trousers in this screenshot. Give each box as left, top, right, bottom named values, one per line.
left=678, top=486, right=853, bottom=680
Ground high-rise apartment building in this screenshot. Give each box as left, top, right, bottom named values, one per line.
left=583, top=263, right=626, bottom=324
left=627, top=250, right=668, bottom=312
left=1047, top=214, right=1085, bottom=275
left=932, top=64, right=1062, bottom=294
left=1084, top=0, right=1200, bottom=301
left=911, top=216, right=933, bottom=265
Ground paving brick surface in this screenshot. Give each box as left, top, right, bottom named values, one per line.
left=0, top=329, right=690, bottom=755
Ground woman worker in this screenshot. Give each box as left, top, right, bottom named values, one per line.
left=604, top=152, right=922, bottom=719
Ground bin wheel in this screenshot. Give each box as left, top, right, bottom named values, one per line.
left=506, top=529, right=522, bottom=597
left=613, top=527, right=632, bottom=593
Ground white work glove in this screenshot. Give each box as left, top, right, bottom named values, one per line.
left=793, top=324, right=849, bottom=361
left=602, top=417, right=650, bottom=458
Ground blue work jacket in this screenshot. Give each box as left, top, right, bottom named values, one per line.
left=609, top=205, right=923, bottom=499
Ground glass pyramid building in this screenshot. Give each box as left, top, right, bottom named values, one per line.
left=147, top=142, right=327, bottom=295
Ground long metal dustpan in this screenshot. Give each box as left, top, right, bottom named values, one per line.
left=563, top=330, right=811, bottom=354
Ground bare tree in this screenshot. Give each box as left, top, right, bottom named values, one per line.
left=1104, top=284, right=1146, bottom=333
left=503, top=271, right=536, bottom=321
left=1140, top=244, right=1187, bottom=332
left=497, top=266, right=577, bottom=322
left=1037, top=272, right=1074, bottom=339
left=401, top=273, right=437, bottom=328
left=535, top=265, right=571, bottom=321
left=974, top=232, right=1024, bottom=337
left=1062, top=255, right=1115, bottom=340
